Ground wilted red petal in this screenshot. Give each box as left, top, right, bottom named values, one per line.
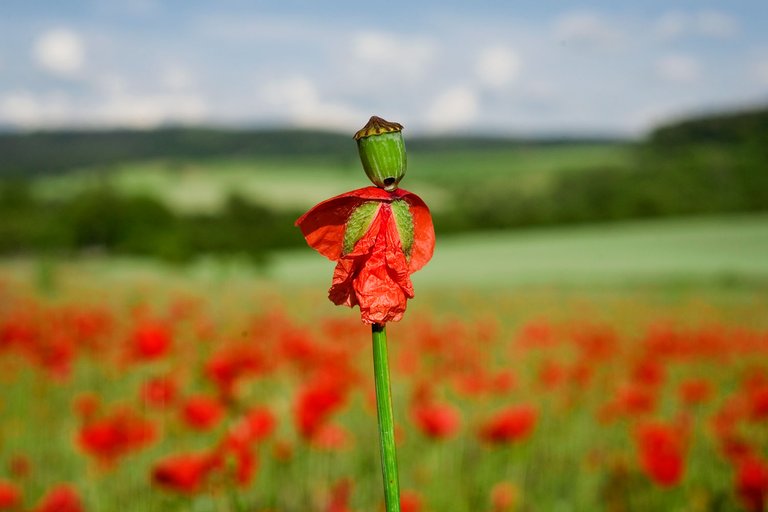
left=398, top=191, right=435, bottom=272
left=296, top=186, right=434, bottom=324
left=295, top=187, right=391, bottom=261
left=328, top=204, right=414, bottom=324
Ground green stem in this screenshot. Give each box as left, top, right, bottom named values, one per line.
left=372, top=323, right=401, bottom=512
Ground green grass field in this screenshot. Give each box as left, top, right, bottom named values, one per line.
left=4, top=212, right=765, bottom=293
left=2, top=212, right=768, bottom=512
left=271, top=213, right=768, bottom=288
left=31, top=144, right=631, bottom=214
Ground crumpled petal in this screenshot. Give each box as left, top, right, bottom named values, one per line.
left=399, top=192, right=435, bottom=272
left=295, top=187, right=395, bottom=261
left=296, top=186, right=435, bottom=324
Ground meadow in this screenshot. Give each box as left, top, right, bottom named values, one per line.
left=29, top=143, right=630, bottom=214
left=1, top=110, right=767, bottom=510
left=1, top=210, right=768, bottom=511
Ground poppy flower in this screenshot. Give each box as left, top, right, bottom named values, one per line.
left=294, top=377, right=347, bottom=439
left=296, top=117, right=435, bottom=325
left=0, top=480, right=21, bottom=510
left=400, top=490, right=423, bottom=512
left=181, top=395, right=225, bottom=431
left=411, top=402, right=461, bottom=440
left=151, top=452, right=218, bottom=494
left=635, top=421, right=686, bottom=487
left=33, top=485, right=84, bottom=512
left=77, top=407, right=157, bottom=466
left=326, top=478, right=353, bottom=512
left=130, top=320, right=172, bottom=361
left=736, top=456, right=768, bottom=512
left=140, top=376, right=178, bottom=408
left=490, top=482, right=518, bottom=512
left=479, top=405, right=538, bottom=444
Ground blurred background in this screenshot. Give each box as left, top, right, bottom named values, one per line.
left=0, top=0, right=766, bottom=287
left=3, top=2, right=768, bottom=511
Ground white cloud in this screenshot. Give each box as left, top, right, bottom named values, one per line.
left=33, top=28, right=85, bottom=76
left=0, top=89, right=208, bottom=129
left=476, top=46, right=522, bottom=89
left=96, top=92, right=207, bottom=128
left=655, top=13, right=687, bottom=40
left=260, top=76, right=363, bottom=130
left=656, top=54, right=700, bottom=83
left=655, top=11, right=738, bottom=40
left=554, top=13, right=623, bottom=47
left=160, top=66, right=194, bottom=91
left=351, top=31, right=435, bottom=81
left=0, top=91, right=72, bottom=127
left=697, top=10, right=739, bottom=38
left=425, top=86, right=479, bottom=131
left=755, top=59, right=768, bottom=86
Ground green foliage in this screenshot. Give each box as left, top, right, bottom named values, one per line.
left=0, top=182, right=303, bottom=263
left=0, top=105, right=766, bottom=263
left=443, top=105, right=768, bottom=231
left=0, top=128, right=356, bottom=176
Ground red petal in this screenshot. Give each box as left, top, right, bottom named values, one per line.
left=397, top=190, right=435, bottom=272
left=353, top=206, right=413, bottom=324
left=295, top=187, right=394, bottom=261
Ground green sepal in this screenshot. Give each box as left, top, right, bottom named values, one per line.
left=343, top=201, right=381, bottom=255
left=391, top=200, right=414, bottom=258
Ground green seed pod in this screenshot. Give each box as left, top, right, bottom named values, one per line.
left=354, top=116, right=407, bottom=191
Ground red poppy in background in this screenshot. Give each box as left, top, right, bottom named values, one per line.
left=181, top=395, right=225, bottom=431
left=635, top=421, right=686, bottom=487
left=130, top=321, right=172, bottom=361
left=400, top=490, right=423, bottom=512
left=228, top=407, right=276, bottom=445
left=33, top=485, right=84, bottom=512
left=77, top=407, right=157, bottom=467
left=8, top=455, right=31, bottom=480
left=326, top=478, right=353, bottom=512
left=0, top=481, right=21, bottom=511
left=678, top=378, right=713, bottom=406
left=151, top=452, right=218, bottom=494
left=490, top=482, right=518, bottom=512
left=294, top=377, right=347, bottom=439
left=736, top=456, right=768, bottom=512
left=141, top=376, right=178, bottom=409
left=411, top=402, right=461, bottom=440
left=479, top=405, right=538, bottom=444
left=296, top=186, right=434, bottom=324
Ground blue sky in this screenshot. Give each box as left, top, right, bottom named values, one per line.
left=2, top=1, right=767, bottom=135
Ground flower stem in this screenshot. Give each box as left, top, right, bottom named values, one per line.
left=371, top=323, right=401, bottom=512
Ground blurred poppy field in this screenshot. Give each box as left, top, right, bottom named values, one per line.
left=1, top=257, right=767, bottom=512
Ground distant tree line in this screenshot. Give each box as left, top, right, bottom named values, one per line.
left=0, top=183, right=302, bottom=263
left=439, top=106, right=768, bottom=231
left=0, top=127, right=622, bottom=177
left=0, top=105, right=765, bottom=262
left=0, top=128, right=358, bottom=176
